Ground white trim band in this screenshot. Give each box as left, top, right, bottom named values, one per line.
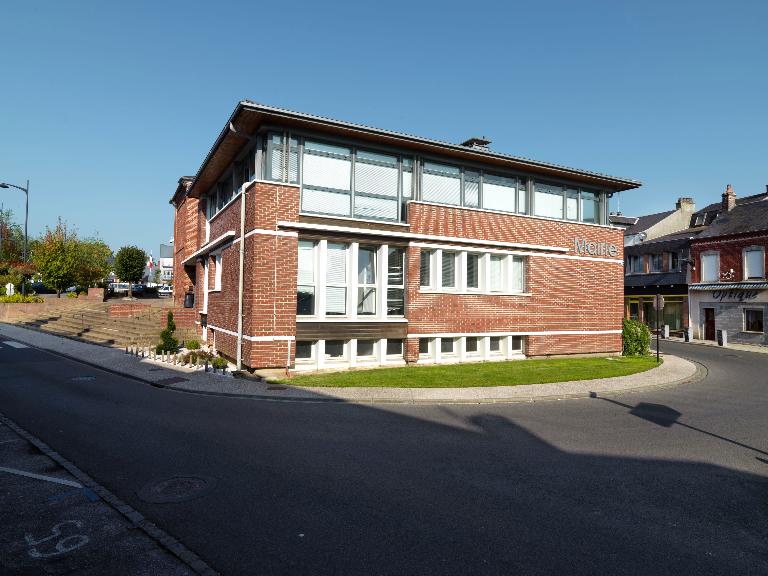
left=182, top=231, right=237, bottom=265
left=234, top=228, right=299, bottom=243
left=408, top=330, right=622, bottom=338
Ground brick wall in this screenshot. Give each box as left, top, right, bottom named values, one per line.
left=407, top=203, right=624, bottom=357
left=691, top=233, right=768, bottom=283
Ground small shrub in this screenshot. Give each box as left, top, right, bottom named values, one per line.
left=622, top=318, right=651, bottom=356
left=66, top=291, right=79, bottom=298
left=0, top=294, right=44, bottom=303
left=157, top=311, right=179, bottom=353
left=212, top=356, right=228, bottom=370
left=186, top=339, right=200, bottom=350
left=78, top=290, right=88, bottom=296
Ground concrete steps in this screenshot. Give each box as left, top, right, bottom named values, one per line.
left=9, top=304, right=167, bottom=348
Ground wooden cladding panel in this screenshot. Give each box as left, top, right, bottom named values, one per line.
left=296, top=321, right=408, bottom=340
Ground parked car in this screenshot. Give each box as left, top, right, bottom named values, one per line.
left=29, top=282, right=56, bottom=294
left=158, top=285, right=173, bottom=297
left=108, top=282, right=130, bottom=296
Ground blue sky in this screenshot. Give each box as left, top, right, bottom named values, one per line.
left=1, top=0, right=766, bottom=254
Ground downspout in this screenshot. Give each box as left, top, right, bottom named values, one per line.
left=236, top=184, right=246, bottom=370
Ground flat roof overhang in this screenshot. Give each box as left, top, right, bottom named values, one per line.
left=180, top=101, right=643, bottom=201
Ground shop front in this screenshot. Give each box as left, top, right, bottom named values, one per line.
left=689, top=283, right=768, bottom=345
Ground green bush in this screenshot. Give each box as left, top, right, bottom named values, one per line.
left=212, top=356, right=228, bottom=370
left=157, top=311, right=179, bottom=353
left=622, top=318, right=651, bottom=356
left=66, top=291, right=79, bottom=298
left=0, top=294, right=43, bottom=303
left=186, top=339, right=200, bottom=350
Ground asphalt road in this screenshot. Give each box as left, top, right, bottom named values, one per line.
left=1, top=340, right=767, bottom=575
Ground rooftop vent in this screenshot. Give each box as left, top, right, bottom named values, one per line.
left=460, top=136, right=492, bottom=150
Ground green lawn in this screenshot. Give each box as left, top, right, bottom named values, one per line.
left=277, top=356, right=660, bottom=388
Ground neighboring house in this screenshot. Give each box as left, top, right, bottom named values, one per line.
left=689, top=185, right=768, bottom=346
left=623, top=188, right=768, bottom=335
left=623, top=197, right=695, bottom=247
left=159, top=242, right=174, bottom=284
left=171, top=101, right=640, bottom=371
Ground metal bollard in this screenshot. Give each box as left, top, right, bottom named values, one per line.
left=205, top=360, right=209, bottom=372
left=125, top=346, right=128, bottom=354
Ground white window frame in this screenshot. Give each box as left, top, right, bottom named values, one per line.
left=489, top=253, right=508, bottom=292
left=295, top=340, right=317, bottom=363
left=212, top=253, right=222, bottom=291
left=420, top=248, right=433, bottom=288
left=297, top=240, right=317, bottom=316
left=743, top=246, right=765, bottom=280
left=440, top=250, right=458, bottom=290
left=743, top=308, right=764, bottom=333
left=325, top=242, right=349, bottom=316
left=357, top=245, right=377, bottom=316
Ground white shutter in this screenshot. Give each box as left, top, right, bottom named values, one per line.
left=483, top=175, right=516, bottom=212
left=297, top=242, right=314, bottom=284
left=326, top=244, right=347, bottom=283
left=490, top=255, right=504, bottom=291
left=354, top=196, right=398, bottom=220
left=302, top=154, right=351, bottom=191
left=301, top=188, right=350, bottom=216
left=746, top=249, right=764, bottom=279
left=511, top=257, right=524, bottom=292
left=355, top=161, right=398, bottom=197
left=326, top=287, right=346, bottom=314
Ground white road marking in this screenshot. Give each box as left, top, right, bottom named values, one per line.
left=0, top=466, right=83, bottom=488
left=2, top=341, right=29, bottom=349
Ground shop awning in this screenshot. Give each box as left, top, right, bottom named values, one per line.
left=690, top=282, right=768, bottom=290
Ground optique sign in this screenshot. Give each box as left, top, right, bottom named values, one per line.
left=573, top=238, right=618, bottom=258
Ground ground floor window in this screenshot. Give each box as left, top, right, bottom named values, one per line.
left=295, top=340, right=316, bottom=360
left=386, top=339, right=403, bottom=356
left=324, top=340, right=346, bottom=359
left=357, top=339, right=376, bottom=358
left=744, top=309, right=764, bottom=333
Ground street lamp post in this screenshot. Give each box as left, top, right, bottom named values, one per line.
left=0, top=180, right=29, bottom=295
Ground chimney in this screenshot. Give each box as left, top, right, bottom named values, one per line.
left=721, top=184, right=736, bottom=212
left=460, top=136, right=492, bottom=151
left=675, top=197, right=695, bottom=212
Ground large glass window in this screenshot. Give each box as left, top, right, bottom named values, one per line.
left=441, top=252, right=457, bottom=288
left=302, top=141, right=352, bottom=217
left=649, top=254, right=663, bottom=273
left=295, top=341, right=315, bottom=360
left=745, top=309, right=764, bottom=333
left=297, top=241, right=315, bottom=315
left=386, top=339, right=403, bottom=356
left=357, top=246, right=377, bottom=315
left=565, top=188, right=579, bottom=221
left=581, top=190, right=600, bottom=223
left=420, top=249, right=432, bottom=287
left=627, top=255, right=643, bottom=273
left=357, top=339, right=375, bottom=357
left=701, top=253, right=719, bottom=282
left=422, top=162, right=461, bottom=205
left=326, top=243, right=348, bottom=315
left=489, top=254, right=506, bottom=292
left=745, top=248, right=765, bottom=279
left=466, top=253, right=480, bottom=290
left=355, top=150, right=399, bottom=220
left=387, top=247, right=405, bottom=316
left=534, top=182, right=564, bottom=219
left=482, top=174, right=517, bottom=213
left=325, top=340, right=346, bottom=359
left=464, top=170, right=480, bottom=208
left=511, top=256, right=525, bottom=292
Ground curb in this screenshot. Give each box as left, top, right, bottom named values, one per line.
left=0, top=412, right=219, bottom=576
left=0, top=325, right=705, bottom=405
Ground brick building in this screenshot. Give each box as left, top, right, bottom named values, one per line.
left=170, top=101, right=640, bottom=370
left=689, top=185, right=768, bottom=345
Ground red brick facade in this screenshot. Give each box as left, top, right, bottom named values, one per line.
left=690, top=233, right=768, bottom=284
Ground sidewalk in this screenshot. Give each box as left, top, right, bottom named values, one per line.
left=665, top=335, right=768, bottom=354
left=0, top=414, right=214, bottom=575
left=0, top=322, right=700, bottom=404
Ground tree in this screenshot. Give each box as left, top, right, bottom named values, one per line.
left=31, top=219, right=79, bottom=297
left=76, top=238, right=113, bottom=288
left=114, top=246, right=147, bottom=298
left=0, top=209, right=29, bottom=293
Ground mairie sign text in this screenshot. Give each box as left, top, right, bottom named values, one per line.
left=573, top=238, right=618, bottom=257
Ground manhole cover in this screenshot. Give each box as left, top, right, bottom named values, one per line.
left=137, top=475, right=216, bottom=503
